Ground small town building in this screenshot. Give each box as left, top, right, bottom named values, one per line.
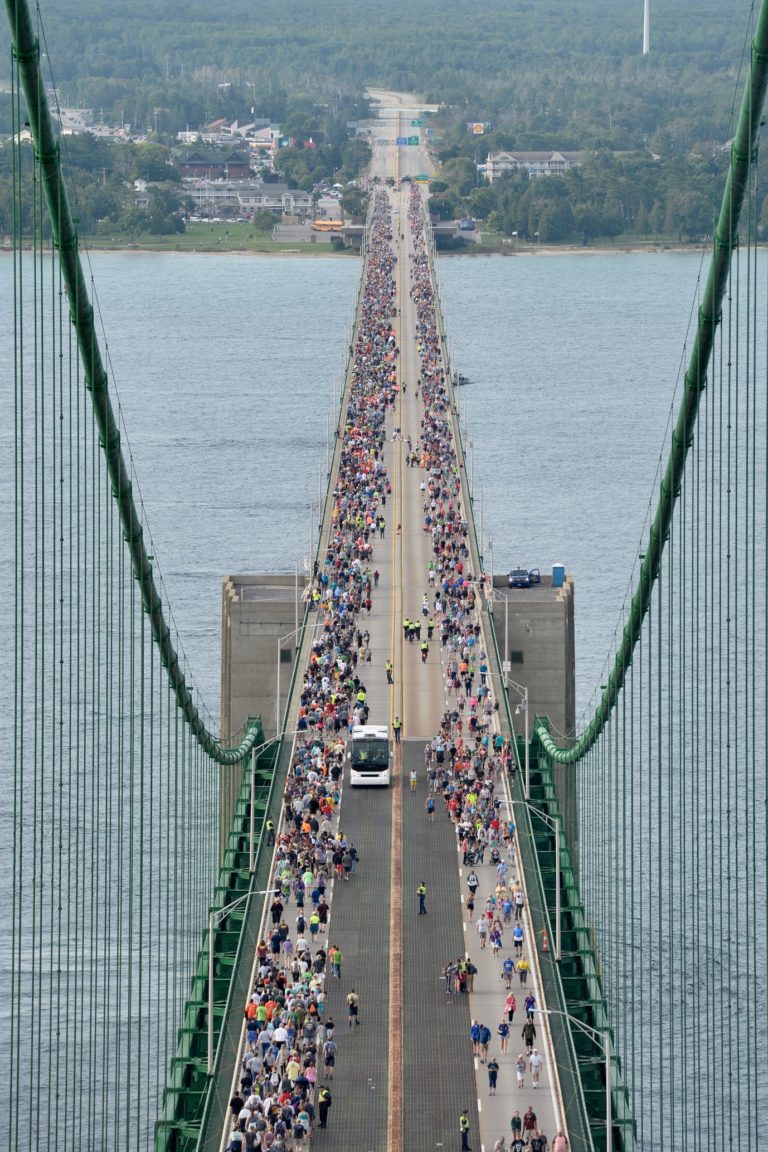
left=482, top=150, right=584, bottom=183
left=179, top=150, right=252, bottom=181
left=185, top=179, right=311, bottom=218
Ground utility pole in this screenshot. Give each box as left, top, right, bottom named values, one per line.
left=643, top=0, right=650, bottom=55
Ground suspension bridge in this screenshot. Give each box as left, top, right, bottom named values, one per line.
left=3, top=0, right=768, bottom=1150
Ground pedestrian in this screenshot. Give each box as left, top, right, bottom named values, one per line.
left=510, top=1111, right=523, bottom=1143
left=322, top=1037, right=337, bottom=1079
left=487, top=1056, right=499, bottom=1095
left=331, top=946, right=342, bottom=980
left=524, top=991, right=536, bottom=1020
left=476, top=916, right=488, bottom=949
left=470, top=1020, right=481, bottom=1057
left=466, top=870, right=479, bottom=897
left=459, top=1108, right=471, bottom=1151
left=346, top=988, right=360, bottom=1026
left=466, top=891, right=475, bottom=920
left=515, top=1053, right=526, bottom=1089
left=386, top=659, right=393, bottom=684
left=498, top=1018, right=510, bottom=1053
left=418, top=881, right=427, bottom=914
left=478, top=1023, right=492, bottom=1063
left=393, top=716, right=402, bottom=743
left=516, top=956, right=529, bottom=985
left=530, top=1047, right=543, bottom=1087
left=426, top=795, right=436, bottom=822
left=410, top=768, right=418, bottom=791
left=522, top=1106, right=537, bottom=1140
left=502, top=956, right=515, bottom=989
left=512, top=923, right=524, bottom=955
left=317, top=1084, right=332, bottom=1128
left=493, top=1139, right=507, bottom=1152
left=522, top=1019, right=536, bottom=1053
left=552, top=1132, right=569, bottom=1152
left=374, top=569, right=380, bottom=588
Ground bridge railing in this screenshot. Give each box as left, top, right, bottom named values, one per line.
left=482, top=626, right=599, bottom=1149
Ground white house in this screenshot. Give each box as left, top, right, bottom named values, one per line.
left=482, top=150, right=584, bottom=183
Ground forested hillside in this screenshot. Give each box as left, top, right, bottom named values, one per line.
left=0, top=0, right=762, bottom=244
left=0, top=0, right=751, bottom=143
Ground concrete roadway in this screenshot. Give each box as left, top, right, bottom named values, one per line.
left=215, top=106, right=565, bottom=1152
left=312, top=115, right=566, bottom=1152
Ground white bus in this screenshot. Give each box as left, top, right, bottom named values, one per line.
left=348, top=724, right=392, bottom=786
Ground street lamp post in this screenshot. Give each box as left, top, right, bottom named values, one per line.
left=276, top=626, right=304, bottom=735
left=248, top=728, right=299, bottom=873
left=485, top=587, right=509, bottom=667
left=541, top=1010, right=611, bottom=1152
left=485, top=669, right=529, bottom=796
left=510, top=681, right=530, bottom=799
left=208, top=887, right=276, bottom=1073
left=514, top=800, right=561, bottom=960
left=208, top=892, right=249, bottom=1073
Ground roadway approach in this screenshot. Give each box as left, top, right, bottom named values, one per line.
left=217, top=104, right=568, bottom=1152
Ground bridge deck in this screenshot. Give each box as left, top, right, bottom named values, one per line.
left=215, top=103, right=566, bottom=1152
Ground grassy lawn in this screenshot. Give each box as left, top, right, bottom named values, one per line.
left=83, top=220, right=359, bottom=255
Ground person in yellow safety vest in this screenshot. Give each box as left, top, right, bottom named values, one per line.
left=393, top=717, right=402, bottom=744
left=403, top=617, right=410, bottom=639
left=318, top=1085, right=333, bottom=1128
left=420, top=640, right=429, bottom=663
left=266, top=819, right=275, bottom=846
left=460, top=1109, right=471, bottom=1151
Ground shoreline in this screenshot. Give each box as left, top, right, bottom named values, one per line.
left=1, top=240, right=712, bottom=258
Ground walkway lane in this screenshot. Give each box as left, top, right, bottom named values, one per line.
left=396, top=179, right=483, bottom=1149
left=401, top=739, right=479, bottom=1149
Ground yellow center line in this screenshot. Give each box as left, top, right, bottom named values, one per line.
left=387, top=136, right=404, bottom=1152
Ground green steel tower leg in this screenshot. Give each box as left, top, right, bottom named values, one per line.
left=4, top=0, right=258, bottom=766
left=538, top=0, right=768, bottom=763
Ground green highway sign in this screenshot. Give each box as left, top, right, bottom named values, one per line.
left=407, top=136, right=419, bottom=145
left=411, top=119, right=423, bottom=127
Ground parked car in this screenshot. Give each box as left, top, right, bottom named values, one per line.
left=508, top=567, right=541, bottom=589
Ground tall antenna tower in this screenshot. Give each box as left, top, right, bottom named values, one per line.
left=643, top=0, right=650, bottom=54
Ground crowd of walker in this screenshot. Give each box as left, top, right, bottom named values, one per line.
left=224, top=189, right=398, bottom=1151
left=223, top=187, right=569, bottom=1151
left=406, top=184, right=569, bottom=1152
